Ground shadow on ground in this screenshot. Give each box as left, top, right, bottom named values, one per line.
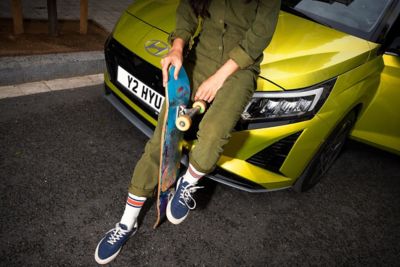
left=0, top=86, right=399, bottom=266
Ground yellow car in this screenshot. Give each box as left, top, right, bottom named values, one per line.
left=103, top=0, right=400, bottom=192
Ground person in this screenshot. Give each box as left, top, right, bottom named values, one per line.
left=95, top=0, right=280, bottom=264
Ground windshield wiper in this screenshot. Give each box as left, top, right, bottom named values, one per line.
left=313, top=0, right=353, bottom=6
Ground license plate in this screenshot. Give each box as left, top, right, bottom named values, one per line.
left=117, top=65, right=164, bottom=113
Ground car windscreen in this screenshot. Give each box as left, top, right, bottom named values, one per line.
left=282, top=0, right=392, bottom=40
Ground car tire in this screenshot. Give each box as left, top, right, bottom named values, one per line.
left=293, top=110, right=357, bottom=192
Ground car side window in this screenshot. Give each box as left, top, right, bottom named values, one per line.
left=387, top=37, right=400, bottom=56
left=384, top=12, right=400, bottom=56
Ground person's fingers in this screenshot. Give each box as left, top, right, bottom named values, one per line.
left=161, top=58, right=170, bottom=87
left=162, top=70, right=167, bottom=87
left=195, top=87, right=203, bottom=101
left=205, top=91, right=213, bottom=103
left=202, top=90, right=208, bottom=102
left=210, top=89, right=218, bottom=102
left=174, top=62, right=182, bottom=80
left=198, top=90, right=207, bottom=102
left=208, top=94, right=215, bottom=103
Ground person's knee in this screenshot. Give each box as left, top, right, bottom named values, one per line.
left=198, top=117, right=232, bottom=142
left=191, top=132, right=230, bottom=172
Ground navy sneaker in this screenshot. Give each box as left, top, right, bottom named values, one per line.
left=95, top=223, right=137, bottom=264
left=166, top=177, right=203, bottom=224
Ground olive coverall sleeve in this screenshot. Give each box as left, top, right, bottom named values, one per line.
left=229, top=0, right=281, bottom=69
left=169, top=0, right=199, bottom=44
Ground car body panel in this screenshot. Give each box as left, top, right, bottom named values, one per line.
left=217, top=155, right=293, bottom=189
left=113, top=13, right=170, bottom=70
left=282, top=55, right=384, bottom=177
left=104, top=0, right=399, bottom=192
left=124, top=3, right=378, bottom=91
left=219, top=118, right=316, bottom=183
left=126, top=0, right=177, bottom=33
left=351, top=54, right=400, bottom=155
left=215, top=53, right=384, bottom=181
left=261, top=12, right=379, bottom=89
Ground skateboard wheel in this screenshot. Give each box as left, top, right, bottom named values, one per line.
left=176, top=115, right=192, bottom=131
left=193, top=100, right=207, bottom=114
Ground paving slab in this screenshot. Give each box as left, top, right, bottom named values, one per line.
left=0, top=85, right=25, bottom=98
left=18, top=81, right=50, bottom=95
left=0, top=74, right=103, bottom=99
left=45, top=74, right=101, bottom=91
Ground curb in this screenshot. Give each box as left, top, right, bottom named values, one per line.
left=0, top=73, right=104, bottom=100
left=0, top=51, right=105, bottom=86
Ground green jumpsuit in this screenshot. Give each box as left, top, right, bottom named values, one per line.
left=129, top=0, right=281, bottom=197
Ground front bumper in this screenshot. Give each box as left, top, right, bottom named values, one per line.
left=103, top=37, right=331, bottom=193
left=104, top=82, right=283, bottom=192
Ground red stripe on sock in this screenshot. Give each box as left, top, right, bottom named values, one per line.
left=188, top=166, right=203, bottom=179
left=127, top=197, right=144, bottom=207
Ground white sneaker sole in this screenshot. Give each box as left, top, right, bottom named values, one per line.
left=94, top=237, right=121, bottom=265
left=94, top=225, right=138, bottom=264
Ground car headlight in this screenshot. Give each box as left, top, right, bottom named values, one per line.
left=241, top=78, right=336, bottom=125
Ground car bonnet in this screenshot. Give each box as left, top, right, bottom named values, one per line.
left=260, top=11, right=379, bottom=90
left=124, top=1, right=379, bottom=90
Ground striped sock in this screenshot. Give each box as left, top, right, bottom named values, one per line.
left=183, top=164, right=206, bottom=185
left=120, top=193, right=146, bottom=231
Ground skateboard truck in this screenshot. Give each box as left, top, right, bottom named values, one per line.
left=176, top=100, right=207, bottom=131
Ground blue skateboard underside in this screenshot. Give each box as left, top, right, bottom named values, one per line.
left=155, top=66, right=190, bottom=227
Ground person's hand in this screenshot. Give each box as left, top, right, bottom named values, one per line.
left=194, top=74, right=225, bottom=103
left=194, top=59, right=240, bottom=103
left=160, top=38, right=185, bottom=87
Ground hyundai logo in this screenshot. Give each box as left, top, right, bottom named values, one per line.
left=144, top=40, right=169, bottom=57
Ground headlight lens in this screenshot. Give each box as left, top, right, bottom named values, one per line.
left=242, top=78, right=336, bottom=123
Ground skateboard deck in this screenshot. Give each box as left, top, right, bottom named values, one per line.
left=154, top=66, right=190, bottom=228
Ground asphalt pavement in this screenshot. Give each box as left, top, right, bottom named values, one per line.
left=1, top=86, right=399, bottom=266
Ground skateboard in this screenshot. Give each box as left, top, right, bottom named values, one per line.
left=154, top=66, right=206, bottom=228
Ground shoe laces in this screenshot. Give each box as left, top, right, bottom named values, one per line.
left=178, top=183, right=203, bottom=210
left=107, top=224, right=129, bottom=245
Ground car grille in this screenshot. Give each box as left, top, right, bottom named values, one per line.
left=104, top=37, right=164, bottom=120
left=246, top=131, right=302, bottom=174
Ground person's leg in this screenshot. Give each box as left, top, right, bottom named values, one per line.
left=95, top=105, right=165, bottom=264
left=167, top=69, right=256, bottom=224
left=190, top=69, right=256, bottom=173
left=113, top=103, right=166, bottom=229
left=128, top=104, right=166, bottom=198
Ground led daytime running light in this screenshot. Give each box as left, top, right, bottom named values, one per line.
left=242, top=87, right=324, bottom=121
